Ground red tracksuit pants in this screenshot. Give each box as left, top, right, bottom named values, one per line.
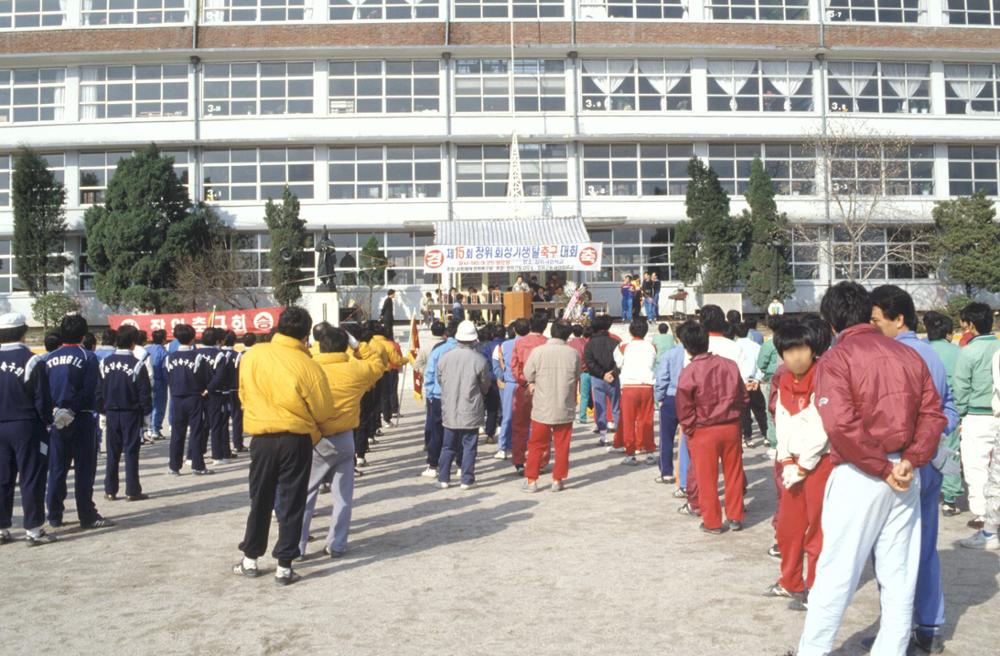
left=776, top=455, right=833, bottom=593
left=689, top=422, right=744, bottom=530
left=526, top=421, right=571, bottom=482
left=620, top=385, right=655, bottom=455
left=513, top=387, right=550, bottom=468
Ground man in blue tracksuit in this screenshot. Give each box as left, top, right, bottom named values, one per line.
left=653, top=342, right=687, bottom=486
left=478, top=325, right=504, bottom=443
left=146, top=329, right=169, bottom=441
left=493, top=318, right=527, bottom=461
left=44, top=314, right=113, bottom=529
left=98, top=325, right=153, bottom=502
left=871, top=285, right=960, bottom=654
left=0, top=312, right=56, bottom=546
left=419, top=320, right=457, bottom=478
left=165, top=324, right=212, bottom=476
left=202, top=327, right=233, bottom=465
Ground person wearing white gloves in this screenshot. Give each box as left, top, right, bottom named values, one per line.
left=764, top=317, right=833, bottom=611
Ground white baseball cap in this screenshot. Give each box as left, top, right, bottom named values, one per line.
left=456, top=320, right=478, bottom=342
left=0, top=312, right=26, bottom=329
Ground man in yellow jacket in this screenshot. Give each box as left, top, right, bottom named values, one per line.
left=234, top=307, right=338, bottom=586
left=298, top=324, right=384, bottom=559
left=372, top=325, right=405, bottom=427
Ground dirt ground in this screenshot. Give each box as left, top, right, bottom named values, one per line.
left=2, top=392, right=998, bottom=656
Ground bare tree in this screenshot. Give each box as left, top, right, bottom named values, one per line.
left=799, top=120, right=935, bottom=283
left=173, top=237, right=264, bottom=311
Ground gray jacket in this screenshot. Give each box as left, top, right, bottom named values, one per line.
left=524, top=338, right=580, bottom=425
left=437, top=342, right=491, bottom=430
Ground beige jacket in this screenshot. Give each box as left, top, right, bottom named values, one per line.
left=524, top=338, right=581, bottom=425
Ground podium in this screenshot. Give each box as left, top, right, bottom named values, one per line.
left=307, top=291, right=341, bottom=327
left=503, top=291, right=532, bottom=322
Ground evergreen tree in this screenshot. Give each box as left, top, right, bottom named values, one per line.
left=674, top=157, right=742, bottom=292
left=672, top=220, right=699, bottom=284
left=359, top=235, right=388, bottom=317
left=264, top=186, right=307, bottom=307
left=11, top=147, right=67, bottom=296
left=741, top=158, right=794, bottom=308
left=84, top=144, right=221, bottom=312
left=931, top=192, right=1000, bottom=297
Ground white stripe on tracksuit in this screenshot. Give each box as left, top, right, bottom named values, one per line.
left=797, top=460, right=921, bottom=656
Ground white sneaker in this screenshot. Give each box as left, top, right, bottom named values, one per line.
left=959, top=530, right=1000, bottom=550
left=420, top=467, right=437, bottom=478
left=437, top=481, right=450, bottom=490
left=607, top=422, right=616, bottom=431
left=493, top=450, right=508, bottom=460
left=212, top=459, right=230, bottom=466
left=460, top=482, right=475, bottom=490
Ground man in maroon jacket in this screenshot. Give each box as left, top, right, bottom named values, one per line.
left=797, top=282, right=947, bottom=656
left=675, top=320, right=749, bottom=534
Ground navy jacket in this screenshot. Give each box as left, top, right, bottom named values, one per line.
left=205, top=347, right=233, bottom=394
left=45, top=344, right=99, bottom=413
left=98, top=350, right=153, bottom=414
left=164, top=346, right=208, bottom=398
left=0, top=343, right=53, bottom=423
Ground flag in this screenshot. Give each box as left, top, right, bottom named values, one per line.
left=408, top=316, right=423, bottom=400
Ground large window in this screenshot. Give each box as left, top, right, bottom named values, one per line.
left=455, top=59, right=565, bottom=113
left=0, top=154, right=9, bottom=205
left=455, top=144, right=568, bottom=198
left=578, top=0, right=685, bottom=18
left=829, top=144, right=934, bottom=196
left=582, top=143, right=693, bottom=197
left=944, top=0, right=1000, bottom=24
left=827, top=61, right=930, bottom=114
left=707, top=60, right=813, bottom=112
left=948, top=145, right=1000, bottom=196
left=329, top=145, right=442, bottom=200
left=79, top=151, right=132, bottom=204
left=204, top=62, right=312, bottom=117
left=0, top=68, right=65, bottom=123
left=203, top=147, right=314, bottom=202
left=232, top=232, right=272, bottom=288
left=833, top=227, right=932, bottom=281
left=0, top=0, right=65, bottom=27
left=82, top=0, right=188, bottom=25
left=944, top=64, right=999, bottom=115
left=329, top=60, right=439, bottom=114
left=707, top=0, right=809, bottom=20
left=581, top=59, right=691, bottom=112
left=202, top=0, right=311, bottom=21
left=826, top=0, right=924, bottom=22
left=585, top=227, right=675, bottom=283
left=708, top=143, right=816, bottom=195
left=453, top=0, right=564, bottom=18
left=329, top=0, right=439, bottom=19
left=790, top=227, right=822, bottom=280
left=80, top=64, right=188, bottom=120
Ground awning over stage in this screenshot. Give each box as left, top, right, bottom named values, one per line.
left=423, top=217, right=603, bottom=274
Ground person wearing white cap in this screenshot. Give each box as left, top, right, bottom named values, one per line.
left=435, top=320, right=491, bottom=489
left=0, top=313, right=58, bottom=546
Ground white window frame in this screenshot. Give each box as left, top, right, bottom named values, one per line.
left=833, top=227, right=932, bottom=281
left=947, top=144, right=1000, bottom=196
left=577, top=0, right=686, bottom=19
left=454, top=58, right=566, bottom=113
left=203, top=147, right=315, bottom=202
left=829, top=144, right=935, bottom=196
left=329, top=0, right=440, bottom=19
left=202, top=0, right=312, bottom=23
left=707, top=0, right=809, bottom=20
left=328, top=145, right=442, bottom=200
left=827, top=61, right=931, bottom=114
left=0, top=67, right=65, bottom=124
left=0, top=0, right=65, bottom=28
left=581, top=58, right=692, bottom=112
left=944, top=63, right=999, bottom=115
left=707, top=59, right=814, bottom=112
left=453, top=0, right=565, bottom=18
left=581, top=143, right=693, bottom=197
left=454, top=143, right=568, bottom=198
left=790, top=226, right=822, bottom=280
left=825, top=0, right=925, bottom=23
left=82, top=0, right=189, bottom=25
left=79, top=64, right=188, bottom=121
left=708, top=143, right=816, bottom=195
left=203, top=61, right=314, bottom=118
left=328, top=59, right=440, bottom=114
left=943, top=0, right=1000, bottom=24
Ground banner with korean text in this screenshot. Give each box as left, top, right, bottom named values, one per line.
left=422, top=243, right=602, bottom=274
left=109, top=307, right=282, bottom=339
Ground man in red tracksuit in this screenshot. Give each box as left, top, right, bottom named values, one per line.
left=675, top=320, right=749, bottom=534
left=510, top=313, right=551, bottom=475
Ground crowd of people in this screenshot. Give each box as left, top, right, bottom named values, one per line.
left=1, top=281, right=998, bottom=654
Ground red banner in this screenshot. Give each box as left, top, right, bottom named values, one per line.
left=109, top=307, right=282, bottom=339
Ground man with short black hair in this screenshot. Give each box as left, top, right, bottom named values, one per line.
left=146, top=329, right=169, bottom=441
left=98, top=325, right=153, bottom=503
left=164, top=324, right=211, bottom=476
left=797, top=282, right=947, bottom=656
left=923, top=311, right=963, bottom=515
left=0, top=313, right=56, bottom=546
left=420, top=319, right=459, bottom=478
left=492, top=319, right=528, bottom=461
left=235, top=306, right=338, bottom=585
left=44, top=313, right=110, bottom=529
left=381, top=289, right=396, bottom=339
left=952, top=302, right=1000, bottom=540
left=585, top=314, right=622, bottom=446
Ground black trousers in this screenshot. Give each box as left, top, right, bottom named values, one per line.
left=105, top=410, right=143, bottom=497
left=484, top=383, right=501, bottom=438
left=742, top=389, right=769, bottom=440
left=170, top=395, right=206, bottom=472
left=238, top=433, right=312, bottom=566
left=230, top=392, right=244, bottom=451
left=207, top=392, right=231, bottom=460
left=379, top=372, right=398, bottom=424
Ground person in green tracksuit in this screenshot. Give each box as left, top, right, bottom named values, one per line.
left=951, top=303, right=1000, bottom=530
left=923, top=311, right=963, bottom=515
